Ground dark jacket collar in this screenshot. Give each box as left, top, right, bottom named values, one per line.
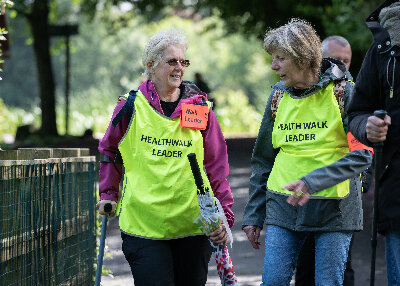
left=366, top=0, right=398, bottom=50
left=272, top=58, right=351, bottom=97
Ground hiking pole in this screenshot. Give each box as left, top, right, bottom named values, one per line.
left=95, top=203, right=112, bottom=286
left=370, top=110, right=387, bottom=286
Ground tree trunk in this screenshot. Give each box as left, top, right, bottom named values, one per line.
left=28, top=0, right=58, bottom=136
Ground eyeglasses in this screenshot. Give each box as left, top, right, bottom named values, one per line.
left=165, top=59, right=190, bottom=67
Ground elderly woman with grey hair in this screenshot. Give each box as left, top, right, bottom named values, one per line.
left=97, top=29, right=234, bottom=286
left=242, top=19, right=373, bottom=286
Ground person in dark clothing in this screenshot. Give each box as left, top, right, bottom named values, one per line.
left=194, top=72, right=211, bottom=94
left=194, top=72, right=216, bottom=108
left=347, top=1, right=400, bottom=285
left=296, top=35, right=356, bottom=286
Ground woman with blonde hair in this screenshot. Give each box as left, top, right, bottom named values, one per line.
left=242, top=19, right=372, bottom=286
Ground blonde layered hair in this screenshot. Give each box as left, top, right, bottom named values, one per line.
left=263, top=19, right=322, bottom=76
left=142, top=29, right=189, bottom=78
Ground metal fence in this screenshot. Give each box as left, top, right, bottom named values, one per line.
left=0, top=148, right=96, bottom=286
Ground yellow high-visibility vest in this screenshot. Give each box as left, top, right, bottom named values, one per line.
left=267, top=82, right=349, bottom=198
left=117, top=91, right=213, bottom=238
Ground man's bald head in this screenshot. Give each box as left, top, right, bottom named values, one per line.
left=322, top=35, right=352, bottom=70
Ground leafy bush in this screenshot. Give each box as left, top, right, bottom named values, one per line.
left=0, top=98, right=40, bottom=142
left=55, top=84, right=118, bottom=136
left=213, top=87, right=262, bottom=136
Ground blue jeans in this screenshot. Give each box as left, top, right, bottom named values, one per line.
left=386, top=231, right=400, bottom=286
left=261, top=225, right=353, bottom=286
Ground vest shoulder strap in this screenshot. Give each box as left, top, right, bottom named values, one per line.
left=270, top=79, right=346, bottom=120
left=333, top=79, right=346, bottom=117
left=112, top=90, right=137, bottom=128
left=270, top=89, right=284, bottom=121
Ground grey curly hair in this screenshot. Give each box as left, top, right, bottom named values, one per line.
left=263, top=18, right=322, bottom=76
left=142, top=29, right=189, bottom=78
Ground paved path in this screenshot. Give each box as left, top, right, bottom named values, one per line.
left=100, top=138, right=387, bottom=286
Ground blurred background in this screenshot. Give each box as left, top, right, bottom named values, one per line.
left=0, top=0, right=381, bottom=147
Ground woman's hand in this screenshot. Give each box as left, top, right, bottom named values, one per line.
left=209, top=224, right=228, bottom=246
left=96, top=200, right=117, bottom=215
left=243, top=225, right=262, bottom=249
left=283, top=180, right=311, bottom=206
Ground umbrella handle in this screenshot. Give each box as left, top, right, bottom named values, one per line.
left=187, top=153, right=206, bottom=194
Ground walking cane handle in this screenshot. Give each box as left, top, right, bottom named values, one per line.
left=104, top=203, right=112, bottom=213
left=373, top=110, right=387, bottom=120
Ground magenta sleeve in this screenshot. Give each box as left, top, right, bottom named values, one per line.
left=202, top=110, right=235, bottom=228
left=98, top=99, right=128, bottom=202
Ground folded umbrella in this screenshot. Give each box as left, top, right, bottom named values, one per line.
left=188, top=153, right=238, bottom=286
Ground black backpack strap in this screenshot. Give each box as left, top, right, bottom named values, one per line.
left=197, top=98, right=209, bottom=106
left=99, top=153, right=123, bottom=164
left=112, top=90, right=137, bottom=128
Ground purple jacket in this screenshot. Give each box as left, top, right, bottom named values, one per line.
left=98, top=80, right=234, bottom=227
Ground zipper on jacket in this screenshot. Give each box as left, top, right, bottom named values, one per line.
left=386, top=55, right=396, bottom=98
left=118, top=176, right=128, bottom=216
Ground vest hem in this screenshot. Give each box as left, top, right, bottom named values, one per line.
left=267, top=188, right=350, bottom=200
left=120, top=229, right=206, bottom=240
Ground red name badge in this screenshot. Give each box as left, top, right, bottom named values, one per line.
left=180, top=103, right=209, bottom=130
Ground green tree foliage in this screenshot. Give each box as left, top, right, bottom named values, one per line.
left=106, top=0, right=382, bottom=74
left=11, top=0, right=58, bottom=135
left=65, top=13, right=269, bottom=136
left=3, top=0, right=383, bottom=138
left=0, top=0, right=13, bottom=79
left=0, top=16, right=38, bottom=107
left=213, top=87, right=262, bottom=137
left=295, top=0, right=380, bottom=75
left=0, top=97, right=40, bottom=141
left=8, top=0, right=102, bottom=136
left=1, top=11, right=269, bottom=141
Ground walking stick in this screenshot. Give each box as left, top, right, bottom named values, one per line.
left=95, top=203, right=112, bottom=286
left=370, top=110, right=387, bottom=286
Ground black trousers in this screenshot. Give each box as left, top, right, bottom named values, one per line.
left=121, top=233, right=213, bottom=286
left=295, top=234, right=354, bottom=286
